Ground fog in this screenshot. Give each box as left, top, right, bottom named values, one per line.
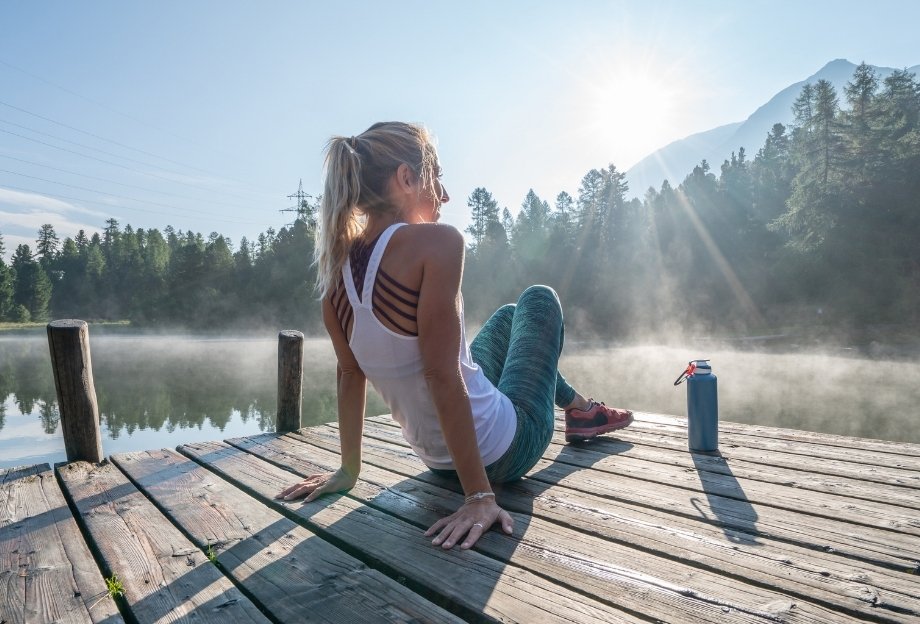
left=2, top=331, right=918, bottom=469
left=559, top=343, right=920, bottom=443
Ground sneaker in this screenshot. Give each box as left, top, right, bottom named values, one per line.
left=565, top=400, right=633, bottom=442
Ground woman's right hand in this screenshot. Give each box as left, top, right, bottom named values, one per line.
left=274, top=467, right=357, bottom=502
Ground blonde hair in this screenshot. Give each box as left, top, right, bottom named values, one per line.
left=314, top=121, right=440, bottom=298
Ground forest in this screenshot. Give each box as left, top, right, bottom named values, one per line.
left=2, top=63, right=918, bottom=340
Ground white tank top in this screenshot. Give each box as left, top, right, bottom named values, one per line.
left=342, top=223, right=516, bottom=469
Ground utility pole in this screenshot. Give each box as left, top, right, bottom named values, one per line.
left=281, top=179, right=317, bottom=228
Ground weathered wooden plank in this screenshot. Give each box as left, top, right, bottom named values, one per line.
left=0, top=464, right=123, bottom=624
left=112, top=449, right=463, bottom=624
left=56, top=461, right=271, bottom=624
left=548, top=434, right=920, bottom=511
left=310, top=424, right=920, bottom=615
left=625, top=415, right=920, bottom=471
left=366, top=414, right=920, bottom=491
left=357, top=419, right=920, bottom=539
left=560, top=420, right=920, bottom=491
left=179, top=440, right=650, bottom=624
left=229, top=432, right=900, bottom=623
left=636, top=412, right=920, bottom=457
left=368, top=415, right=920, bottom=509
left=318, top=423, right=919, bottom=572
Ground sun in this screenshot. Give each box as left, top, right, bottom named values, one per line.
left=586, top=67, right=678, bottom=165
left=596, top=70, right=673, bottom=128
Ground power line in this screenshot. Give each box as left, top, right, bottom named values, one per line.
left=0, top=183, right=266, bottom=226
left=0, top=118, right=268, bottom=207
left=0, top=58, right=206, bottom=149
left=0, top=153, right=266, bottom=211
left=0, top=60, right=274, bottom=195
left=0, top=116, right=186, bottom=177
left=0, top=99, right=224, bottom=178
left=0, top=167, right=262, bottom=221
left=0, top=127, right=271, bottom=207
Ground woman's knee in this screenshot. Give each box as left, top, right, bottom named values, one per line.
left=518, top=285, right=562, bottom=313
left=482, top=303, right=515, bottom=330
left=496, top=303, right=516, bottom=317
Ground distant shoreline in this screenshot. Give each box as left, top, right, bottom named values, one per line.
left=3, top=322, right=918, bottom=361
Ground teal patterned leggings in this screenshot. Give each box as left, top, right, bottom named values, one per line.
left=434, top=285, right=577, bottom=483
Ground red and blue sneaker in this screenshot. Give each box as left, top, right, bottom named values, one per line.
left=565, top=400, right=633, bottom=443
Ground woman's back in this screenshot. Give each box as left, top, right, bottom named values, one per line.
left=333, top=222, right=515, bottom=469
left=332, top=222, right=450, bottom=341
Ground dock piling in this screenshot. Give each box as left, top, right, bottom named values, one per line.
left=46, top=319, right=103, bottom=463
left=277, top=330, right=304, bottom=432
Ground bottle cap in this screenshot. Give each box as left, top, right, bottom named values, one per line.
left=674, top=360, right=713, bottom=385
left=693, top=359, right=712, bottom=374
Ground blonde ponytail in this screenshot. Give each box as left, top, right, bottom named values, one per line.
left=315, top=137, right=363, bottom=298
left=313, top=122, right=440, bottom=298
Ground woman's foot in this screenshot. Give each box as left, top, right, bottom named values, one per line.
left=564, top=399, right=633, bottom=442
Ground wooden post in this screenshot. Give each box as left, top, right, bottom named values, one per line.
left=277, top=330, right=304, bottom=433
left=46, top=319, right=103, bottom=463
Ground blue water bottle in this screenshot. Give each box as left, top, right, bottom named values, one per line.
left=674, top=360, right=718, bottom=452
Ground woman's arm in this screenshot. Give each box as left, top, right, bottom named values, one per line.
left=415, top=225, right=513, bottom=549
left=276, top=295, right=366, bottom=501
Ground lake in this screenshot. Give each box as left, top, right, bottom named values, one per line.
left=2, top=332, right=919, bottom=468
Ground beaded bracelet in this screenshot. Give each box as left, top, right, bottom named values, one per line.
left=464, top=491, right=495, bottom=504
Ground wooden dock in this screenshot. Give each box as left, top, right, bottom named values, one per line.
left=2, top=412, right=919, bottom=623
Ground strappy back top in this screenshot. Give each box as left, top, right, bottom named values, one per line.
left=333, top=229, right=421, bottom=338
left=340, top=223, right=516, bottom=469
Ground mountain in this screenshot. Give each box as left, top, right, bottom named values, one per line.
left=625, top=59, right=920, bottom=197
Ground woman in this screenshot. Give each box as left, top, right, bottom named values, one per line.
left=276, top=122, right=632, bottom=550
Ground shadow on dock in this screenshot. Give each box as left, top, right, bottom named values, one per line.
left=691, top=450, right=760, bottom=544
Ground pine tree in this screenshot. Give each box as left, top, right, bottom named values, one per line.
left=512, top=190, right=549, bottom=245
left=0, top=232, right=13, bottom=320
left=75, top=229, right=89, bottom=250
left=552, top=191, right=574, bottom=235
left=465, top=187, right=500, bottom=249
left=598, top=164, right=629, bottom=251
left=575, top=169, right=605, bottom=232
left=812, top=79, right=844, bottom=189
left=779, top=80, right=845, bottom=250
left=50, top=237, right=81, bottom=318
left=845, top=62, right=879, bottom=125
left=792, top=83, right=815, bottom=129
left=501, top=207, right=514, bottom=236
left=35, top=224, right=60, bottom=267
left=11, top=245, right=52, bottom=321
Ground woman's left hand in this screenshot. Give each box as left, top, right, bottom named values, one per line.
left=424, top=499, right=514, bottom=550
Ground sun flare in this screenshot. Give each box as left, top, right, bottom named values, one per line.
left=587, top=68, right=678, bottom=162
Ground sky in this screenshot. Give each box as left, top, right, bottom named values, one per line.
left=1, top=0, right=919, bottom=260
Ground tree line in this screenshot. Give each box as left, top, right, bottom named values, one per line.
left=2, top=63, right=918, bottom=338
left=0, top=217, right=320, bottom=330
left=463, top=62, right=920, bottom=338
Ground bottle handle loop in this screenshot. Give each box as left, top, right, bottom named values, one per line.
left=673, top=361, right=697, bottom=386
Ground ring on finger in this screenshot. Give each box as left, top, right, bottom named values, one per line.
left=472, top=522, right=484, bottom=529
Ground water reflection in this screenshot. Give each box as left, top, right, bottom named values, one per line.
left=2, top=334, right=918, bottom=469
left=0, top=334, right=388, bottom=468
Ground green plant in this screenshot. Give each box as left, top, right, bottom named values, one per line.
left=206, top=542, right=218, bottom=565
left=105, top=574, right=124, bottom=599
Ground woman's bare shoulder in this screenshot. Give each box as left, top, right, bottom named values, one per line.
left=397, top=223, right=464, bottom=260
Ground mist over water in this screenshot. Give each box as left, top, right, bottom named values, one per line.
left=560, top=343, right=920, bottom=443
left=1, top=332, right=918, bottom=468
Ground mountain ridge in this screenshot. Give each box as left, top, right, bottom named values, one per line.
left=625, top=59, right=920, bottom=197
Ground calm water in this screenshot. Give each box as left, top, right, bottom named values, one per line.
left=1, top=333, right=918, bottom=468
